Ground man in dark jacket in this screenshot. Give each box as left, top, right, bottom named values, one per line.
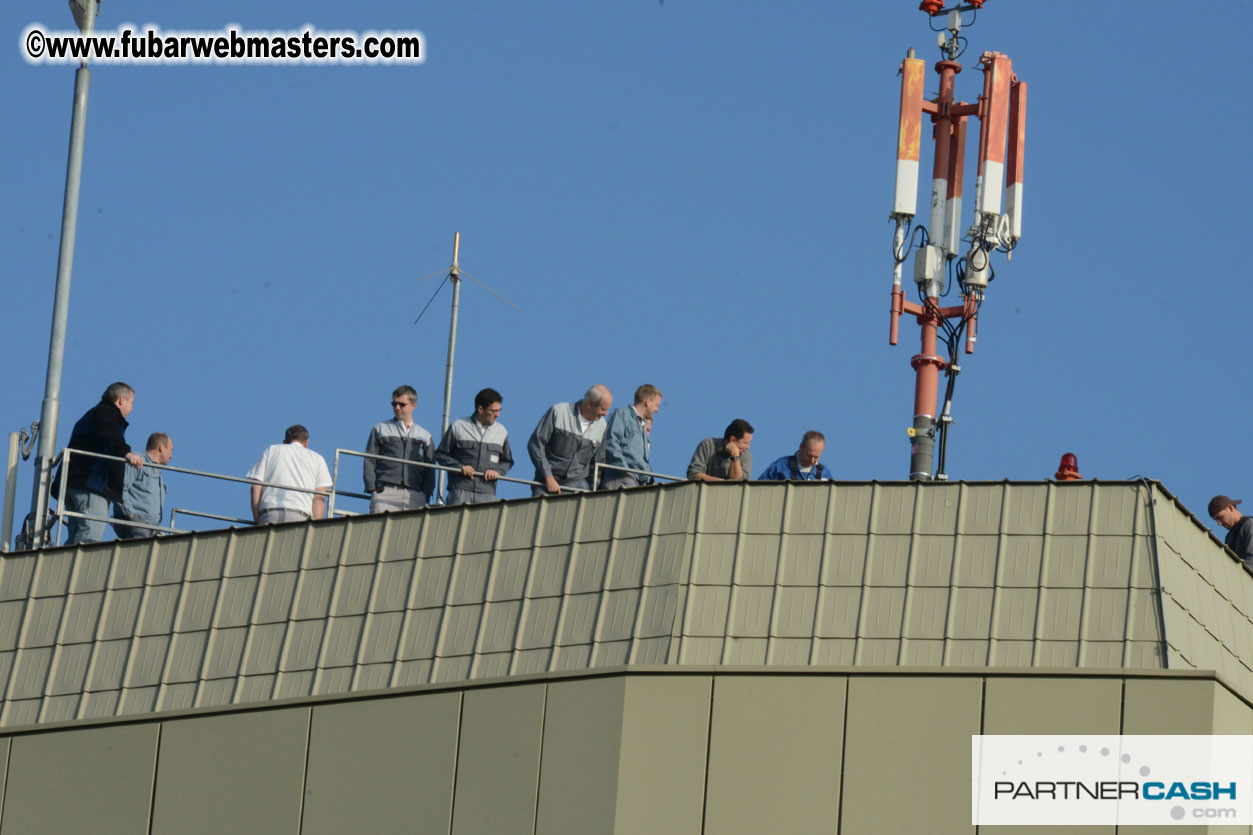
left=528, top=385, right=612, bottom=495
left=1209, top=495, right=1253, bottom=567
left=363, top=385, right=437, bottom=512
left=56, top=382, right=144, bottom=544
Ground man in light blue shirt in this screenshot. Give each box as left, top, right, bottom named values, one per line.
left=601, top=384, right=662, bottom=489
left=112, top=433, right=172, bottom=538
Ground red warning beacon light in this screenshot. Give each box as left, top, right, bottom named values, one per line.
left=920, top=0, right=985, bottom=15
left=1055, top=453, right=1082, bottom=481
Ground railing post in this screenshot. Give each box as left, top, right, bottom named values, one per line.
left=329, top=449, right=341, bottom=518
left=54, top=448, right=70, bottom=547
left=2, top=433, right=20, bottom=553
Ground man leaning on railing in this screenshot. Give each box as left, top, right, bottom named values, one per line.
left=436, top=387, right=513, bottom=505
left=246, top=425, right=332, bottom=524
left=601, top=384, right=662, bottom=489
left=51, top=382, right=144, bottom=545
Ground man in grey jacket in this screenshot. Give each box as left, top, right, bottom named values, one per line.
left=437, top=388, right=513, bottom=505
left=112, top=432, right=173, bottom=538
left=363, top=385, right=437, bottom=512
left=528, top=384, right=613, bottom=495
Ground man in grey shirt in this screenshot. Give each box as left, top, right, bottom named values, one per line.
left=687, top=419, right=754, bottom=482
left=1209, top=494, right=1253, bottom=566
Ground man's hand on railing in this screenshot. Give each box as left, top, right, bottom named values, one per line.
left=483, top=469, right=499, bottom=482
left=125, top=451, right=143, bottom=469
left=460, top=465, right=475, bottom=478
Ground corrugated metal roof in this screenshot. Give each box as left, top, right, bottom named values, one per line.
left=0, top=479, right=1247, bottom=727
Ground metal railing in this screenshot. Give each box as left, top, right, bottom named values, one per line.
left=169, top=508, right=253, bottom=529
left=15, top=445, right=689, bottom=550
left=593, top=462, right=685, bottom=487
left=330, top=448, right=592, bottom=516
left=51, top=448, right=370, bottom=545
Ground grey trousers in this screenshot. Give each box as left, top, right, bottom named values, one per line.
left=369, top=485, right=428, bottom=513
left=445, top=488, right=497, bottom=506
left=65, top=488, right=107, bottom=545
left=257, top=508, right=311, bottom=525
left=600, top=474, right=642, bottom=490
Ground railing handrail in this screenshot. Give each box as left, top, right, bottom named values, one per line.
left=53, top=447, right=370, bottom=543
left=332, top=447, right=590, bottom=515
left=55, top=507, right=186, bottom=537
left=40, top=445, right=647, bottom=547
left=169, top=507, right=253, bottom=528
left=61, top=447, right=365, bottom=499
left=594, top=462, right=686, bottom=483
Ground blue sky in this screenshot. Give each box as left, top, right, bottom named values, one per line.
left=3, top=1, right=1250, bottom=538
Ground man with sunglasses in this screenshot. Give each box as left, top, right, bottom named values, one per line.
left=363, top=385, right=437, bottom=513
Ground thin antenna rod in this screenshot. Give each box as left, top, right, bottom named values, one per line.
left=438, top=232, right=461, bottom=501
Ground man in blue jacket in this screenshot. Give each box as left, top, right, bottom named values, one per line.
left=601, top=384, right=662, bottom=489
left=112, top=433, right=173, bottom=538
left=55, top=382, right=145, bottom=545
left=758, top=430, right=833, bottom=481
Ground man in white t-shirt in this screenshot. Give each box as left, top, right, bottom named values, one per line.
left=246, top=424, right=333, bottom=524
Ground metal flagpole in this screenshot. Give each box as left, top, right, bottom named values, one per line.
left=437, top=233, right=462, bottom=502
left=29, top=1, right=99, bottom=548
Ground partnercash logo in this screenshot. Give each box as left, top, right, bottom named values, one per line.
left=972, top=736, right=1253, bottom=826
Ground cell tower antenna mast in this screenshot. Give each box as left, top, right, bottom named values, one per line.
left=888, top=0, right=1026, bottom=481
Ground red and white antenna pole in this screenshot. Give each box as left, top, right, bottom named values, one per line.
left=1004, top=77, right=1027, bottom=242
left=888, top=1, right=1025, bottom=481
left=890, top=49, right=926, bottom=346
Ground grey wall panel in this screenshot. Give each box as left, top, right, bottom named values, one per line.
left=981, top=665, right=1124, bottom=835
left=841, top=676, right=979, bottom=835
left=304, top=691, right=461, bottom=835
left=534, top=676, right=625, bottom=835
left=613, top=675, right=712, bottom=834
left=150, top=707, right=309, bottom=835
left=3, top=724, right=157, bottom=834
left=1211, top=685, right=1253, bottom=734
left=703, top=676, right=844, bottom=835
left=451, top=684, right=544, bottom=835
left=1122, top=678, right=1225, bottom=734
left=1118, top=675, right=1228, bottom=835
left=0, top=669, right=1251, bottom=834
